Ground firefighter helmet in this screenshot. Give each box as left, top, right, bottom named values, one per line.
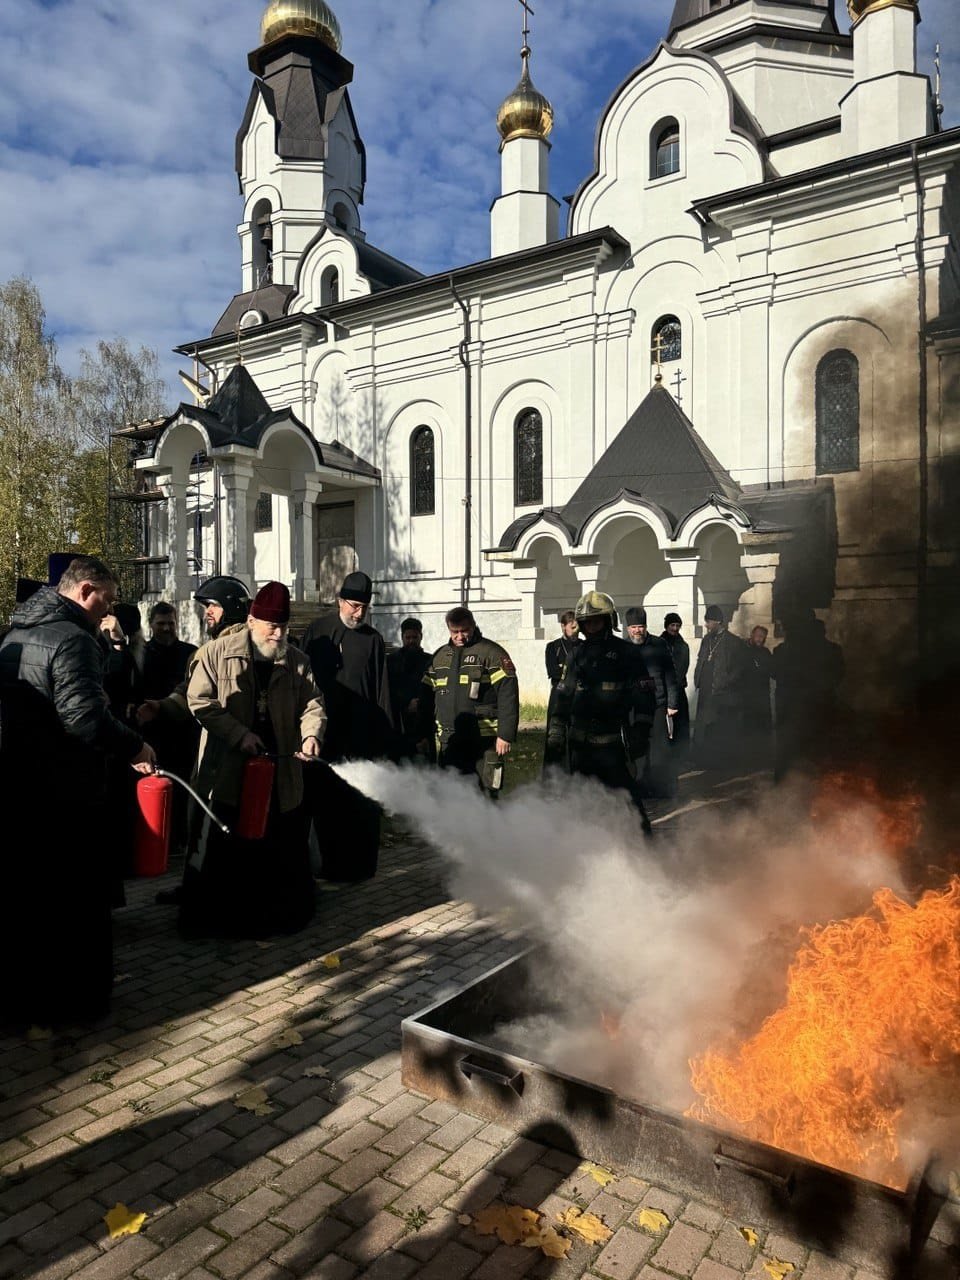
left=194, top=576, right=251, bottom=631
left=574, top=590, right=619, bottom=630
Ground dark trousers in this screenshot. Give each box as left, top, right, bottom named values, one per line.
left=440, top=738, right=503, bottom=800
left=568, top=743, right=651, bottom=830
left=179, top=798, right=314, bottom=939
left=304, top=762, right=380, bottom=882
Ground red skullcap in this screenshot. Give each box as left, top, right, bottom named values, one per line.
left=249, top=581, right=290, bottom=626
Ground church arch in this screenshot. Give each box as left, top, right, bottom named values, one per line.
left=780, top=317, right=889, bottom=483
left=382, top=400, right=451, bottom=578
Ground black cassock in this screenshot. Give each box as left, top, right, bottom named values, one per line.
left=1, top=681, right=114, bottom=1026
left=300, top=613, right=393, bottom=881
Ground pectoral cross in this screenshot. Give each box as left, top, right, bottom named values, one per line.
left=257, top=692, right=269, bottom=716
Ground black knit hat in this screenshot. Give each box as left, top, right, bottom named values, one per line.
left=704, top=604, right=724, bottom=622
left=339, top=571, right=373, bottom=604
left=112, top=602, right=142, bottom=638
left=624, top=606, right=647, bottom=626
left=663, top=612, right=682, bottom=627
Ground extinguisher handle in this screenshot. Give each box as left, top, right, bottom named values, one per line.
left=154, top=770, right=231, bottom=834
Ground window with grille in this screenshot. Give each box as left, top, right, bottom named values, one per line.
left=410, top=426, right=435, bottom=516
left=816, top=350, right=860, bottom=474
left=652, top=315, right=682, bottom=364
left=653, top=121, right=680, bottom=179
left=514, top=409, right=543, bottom=507
left=255, top=492, right=273, bottom=532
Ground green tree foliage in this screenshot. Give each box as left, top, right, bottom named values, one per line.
left=0, top=278, right=73, bottom=612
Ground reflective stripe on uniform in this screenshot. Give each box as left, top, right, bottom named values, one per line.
left=477, top=718, right=499, bottom=735
left=433, top=676, right=449, bottom=688
left=489, top=668, right=510, bottom=685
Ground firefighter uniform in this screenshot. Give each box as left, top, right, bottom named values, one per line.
left=546, top=593, right=656, bottom=830
left=421, top=630, right=520, bottom=798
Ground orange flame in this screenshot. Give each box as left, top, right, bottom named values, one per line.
left=688, top=876, right=960, bottom=1188
left=810, top=772, right=923, bottom=863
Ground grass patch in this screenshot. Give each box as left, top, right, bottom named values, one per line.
left=520, top=701, right=548, bottom=724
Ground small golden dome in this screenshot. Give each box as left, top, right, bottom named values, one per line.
left=847, top=0, right=917, bottom=21
left=261, top=0, right=342, bottom=52
left=496, top=51, right=554, bottom=144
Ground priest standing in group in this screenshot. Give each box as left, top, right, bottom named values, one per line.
left=301, top=571, right=394, bottom=879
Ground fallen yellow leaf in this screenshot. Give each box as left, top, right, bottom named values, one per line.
left=579, top=1161, right=616, bottom=1186
left=636, top=1207, right=670, bottom=1234
left=556, top=1208, right=613, bottom=1245
left=234, top=1085, right=275, bottom=1117
left=763, top=1258, right=796, bottom=1280
left=303, top=1065, right=329, bottom=1079
left=104, top=1203, right=147, bottom=1239
left=539, top=1225, right=573, bottom=1258
left=739, top=1227, right=759, bottom=1246
left=472, top=1204, right=542, bottom=1246
left=948, top=1171, right=960, bottom=1202
left=322, top=954, right=341, bottom=969
left=457, top=1214, right=473, bottom=1226
left=274, top=1029, right=303, bottom=1048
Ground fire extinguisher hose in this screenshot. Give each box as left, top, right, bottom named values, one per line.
left=153, top=769, right=231, bottom=834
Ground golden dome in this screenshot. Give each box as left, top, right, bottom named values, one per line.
left=496, top=51, right=554, bottom=145
left=847, top=0, right=917, bottom=20
left=261, top=0, right=342, bottom=52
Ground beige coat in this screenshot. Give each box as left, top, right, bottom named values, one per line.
left=187, top=625, right=326, bottom=813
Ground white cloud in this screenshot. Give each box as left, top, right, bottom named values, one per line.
left=0, top=0, right=955, bottom=398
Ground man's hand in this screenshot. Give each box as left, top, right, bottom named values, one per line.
left=295, top=735, right=321, bottom=762
left=136, top=699, right=161, bottom=725
left=239, top=731, right=266, bottom=756
left=667, top=707, right=678, bottom=716
left=129, top=743, right=157, bottom=775
left=495, top=737, right=512, bottom=757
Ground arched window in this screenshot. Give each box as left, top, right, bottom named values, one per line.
left=410, top=426, right=435, bottom=516
left=514, top=409, right=543, bottom=507
left=651, top=315, right=682, bottom=365
left=321, top=266, right=340, bottom=307
left=652, top=119, right=680, bottom=179
left=332, top=202, right=351, bottom=232
left=816, top=349, right=860, bottom=474
left=251, top=198, right=273, bottom=285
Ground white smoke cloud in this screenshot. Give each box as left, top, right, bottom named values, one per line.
left=334, top=760, right=904, bottom=1114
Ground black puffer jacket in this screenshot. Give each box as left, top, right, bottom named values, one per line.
left=0, top=586, right=143, bottom=760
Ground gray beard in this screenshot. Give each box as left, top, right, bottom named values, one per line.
left=339, top=614, right=360, bottom=631
left=252, top=636, right=287, bottom=660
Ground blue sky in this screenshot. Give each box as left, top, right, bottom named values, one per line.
left=0, top=0, right=955, bottom=398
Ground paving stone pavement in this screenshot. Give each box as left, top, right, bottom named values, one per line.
left=1, top=806, right=958, bottom=1280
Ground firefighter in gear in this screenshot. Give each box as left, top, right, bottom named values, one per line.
left=546, top=591, right=655, bottom=833
left=420, top=607, right=520, bottom=799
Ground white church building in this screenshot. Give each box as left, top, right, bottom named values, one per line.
left=130, top=0, right=960, bottom=704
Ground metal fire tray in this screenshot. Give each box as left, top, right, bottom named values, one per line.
left=401, top=950, right=946, bottom=1274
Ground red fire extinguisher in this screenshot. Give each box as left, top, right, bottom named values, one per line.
left=134, top=775, right=174, bottom=877
left=235, top=755, right=276, bottom=840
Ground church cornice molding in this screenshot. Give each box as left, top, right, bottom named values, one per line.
left=689, top=125, right=960, bottom=228
left=314, top=227, right=628, bottom=328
